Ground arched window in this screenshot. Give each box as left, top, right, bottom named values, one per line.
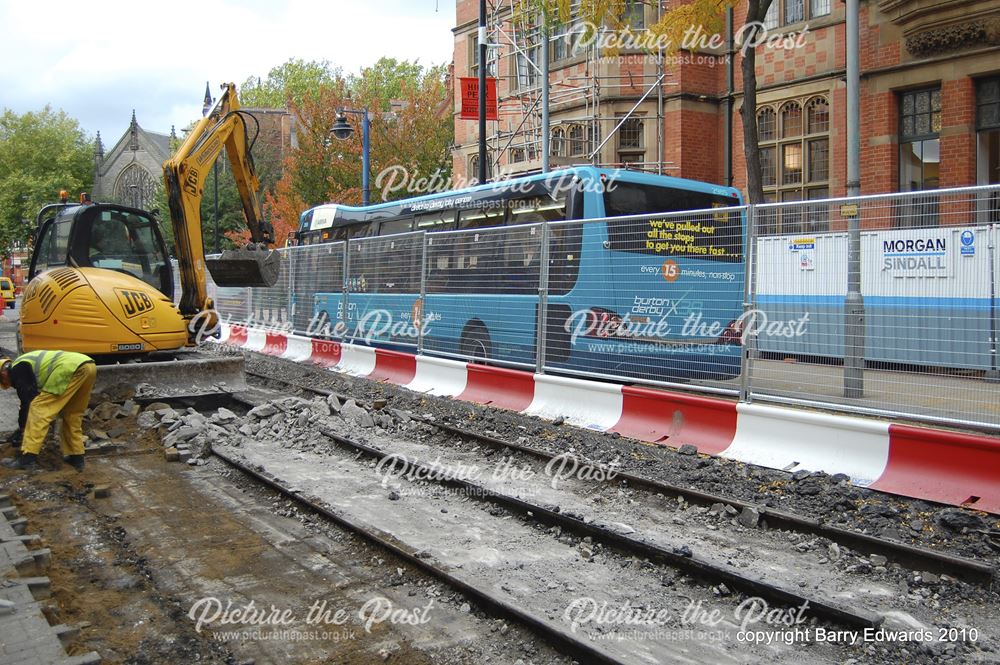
left=569, top=124, right=585, bottom=156
left=510, top=147, right=526, bottom=163
left=468, top=152, right=492, bottom=184
left=551, top=127, right=565, bottom=157
left=757, top=108, right=776, bottom=142
left=757, top=96, right=831, bottom=234
left=780, top=101, right=802, bottom=138
left=806, top=97, right=829, bottom=134
left=469, top=154, right=480, bottom=184
left=763, top=0, right=830, bottom=30
left=113, top=163, right=157, bottom=210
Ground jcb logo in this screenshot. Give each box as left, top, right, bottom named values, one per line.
left=183, top=167, right=200, bottom=196
left=116, top=289, right=154, bottom=318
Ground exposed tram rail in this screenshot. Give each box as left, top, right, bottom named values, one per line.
left=244, top=366, right=996, bottom=589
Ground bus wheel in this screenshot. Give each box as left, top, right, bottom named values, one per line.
left=460, top=326, right=492, bottom=364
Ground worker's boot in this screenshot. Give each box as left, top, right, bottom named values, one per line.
left=63, top=455, right=85, bottom=472
left=1, top=452, right=38, bottom=471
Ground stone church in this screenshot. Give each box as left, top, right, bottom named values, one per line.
left=92, top=111, right=175, bottom=210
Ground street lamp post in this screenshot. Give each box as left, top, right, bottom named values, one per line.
left=330, top=108, right=370, bottom=207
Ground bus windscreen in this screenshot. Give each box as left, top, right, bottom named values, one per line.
left=604, top=183, right=743, bottom=262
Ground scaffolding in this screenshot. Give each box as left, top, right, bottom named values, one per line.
left=469, top=0, right=674, bottom=178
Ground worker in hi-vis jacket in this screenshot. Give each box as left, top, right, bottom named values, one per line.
left=0, top=350, right=97, bottom=471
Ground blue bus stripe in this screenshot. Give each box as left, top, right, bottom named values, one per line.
left=756, top=294, right=993, bottom=309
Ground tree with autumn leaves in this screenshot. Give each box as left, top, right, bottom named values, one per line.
left=225, top=57, right=453, bottom=247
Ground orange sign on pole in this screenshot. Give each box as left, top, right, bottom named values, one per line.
left=459, top=77, right=498, bottom=121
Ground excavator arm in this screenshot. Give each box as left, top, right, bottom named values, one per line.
left=163, top=82, right=280, bottom=333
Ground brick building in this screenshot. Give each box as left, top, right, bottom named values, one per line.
left=452, top=0, right=1000, bottom=230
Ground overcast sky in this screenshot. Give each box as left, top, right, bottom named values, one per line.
left=0, top=0, right=454, bottom=147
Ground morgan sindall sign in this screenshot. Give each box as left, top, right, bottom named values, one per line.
left=880, top=230, right=952, bottom=278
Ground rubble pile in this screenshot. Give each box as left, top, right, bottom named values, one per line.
left=82, top=399, right=146, bottom=452
left=140, top=394, right=420, bottom=464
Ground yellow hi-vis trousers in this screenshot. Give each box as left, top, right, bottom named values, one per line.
left=21, top=362, right=97, bottom=457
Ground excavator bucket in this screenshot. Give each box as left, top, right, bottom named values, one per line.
left=206, top=248, right=281, bottom=288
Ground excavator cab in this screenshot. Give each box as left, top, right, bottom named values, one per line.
left=21, top=201, right=188, bottom=355
left=30, top=203, right=174, bottom=296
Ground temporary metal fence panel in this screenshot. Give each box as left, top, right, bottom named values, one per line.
left=247, top=247, right=291, bottom=333
left=420, top=224, right=543, bottom=367
left=199, top=182, right=1000, bottom=431
left=539, top=208, right=748, bottom=393
left=291, top=242, right=345, bottom=338
left=749, top=185, right=1000, bottom=429
left=342, top=232, right=423, bottom=348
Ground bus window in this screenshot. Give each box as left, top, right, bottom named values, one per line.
left=334, top=223, right=369, bottom=241
left=458, top=205, right=505, bottom=229
left=415, top=211, right=456, bottom=231
left=316, top=247, right=345, bottom=289
left=604, top=183, right=743, bottom=262
left=425, top=234, right=453, bottom=293
left=385, top=234, right=422, bottom=293
left=548, top=223, right=583, bottom=296
left=377, top=217, right=413, bottom=235
left=347, top=241, right=373, bottom=293
left=452, top=231, right=501, bottom=293
left=502, top=225, right=541, bottom=294
left=509, top=195, right=567, bottom=224
left=426, top=225, right=498, bottom=294
left=349, top=234, right=421, bottom=294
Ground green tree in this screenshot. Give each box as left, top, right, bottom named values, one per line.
left=350, top=58, right=433, bottom=110
left=239, top=59, right=343, bottom=109
left=266, top=59, right=453, bottom=224
left=0, top=106, right=93, bottom=252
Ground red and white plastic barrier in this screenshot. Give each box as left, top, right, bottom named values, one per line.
left=406, top=356, right=468, bottom=397
left=725, top=404, right=891, bottom=487
left=216, top=325, right=1000, bottom=514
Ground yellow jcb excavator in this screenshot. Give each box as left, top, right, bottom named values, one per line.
left=18, top=83, right=279, bottom=356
